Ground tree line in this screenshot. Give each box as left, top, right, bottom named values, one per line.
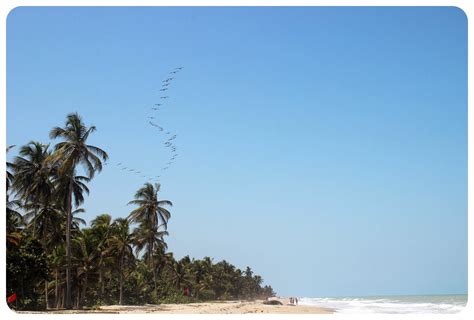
left=6, top=113, right=275, bottom=310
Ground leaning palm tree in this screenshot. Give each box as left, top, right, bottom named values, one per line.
left=106, top=218, right=135, bottom=305
left=49, top=113, right=108, bottom=309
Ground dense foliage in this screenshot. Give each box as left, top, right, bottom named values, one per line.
left=5, top=113, right=275, bottom=310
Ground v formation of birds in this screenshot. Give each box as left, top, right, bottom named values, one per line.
left=104, top=67, right=184, bottom=183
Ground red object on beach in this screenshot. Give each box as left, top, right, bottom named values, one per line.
left=7, top=293, right=16, bottom=303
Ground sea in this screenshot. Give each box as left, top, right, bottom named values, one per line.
left=299, top=294, right=467, bottom=314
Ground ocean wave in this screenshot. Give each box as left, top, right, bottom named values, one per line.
left=299, top=295, right=467, bottom=314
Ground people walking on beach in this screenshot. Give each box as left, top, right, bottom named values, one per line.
left=295, top=297, right=298, bottom=305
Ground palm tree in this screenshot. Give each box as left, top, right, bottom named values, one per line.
left=169, top=259, right=193, bottom=291
left=128, top=183, right=172, bottom=230
left=12, top=142, right=54, bottom=236
left=131, top=223, right=168, bottom=264
left=90, top=214, right=112, bottom=296
left=128, top=183, right=172, bottom=294
left=6, top=196, right=23, bottom=248
left=49, top=113, right=108, bottom=309
left=128, top=183, right=172, bottom=264
left=72, top=229, right=98, bottom=309
left=106, top=218, right=135, bottom=305
left=49, top=245, right=66, bottom=308
left=6, top=145, right=16, bottom=191
left=6, top=144, right=22, bottom=248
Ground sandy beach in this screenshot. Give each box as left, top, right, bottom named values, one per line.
left=18, top=299, right=333, bottom=314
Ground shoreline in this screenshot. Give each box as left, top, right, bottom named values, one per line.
left=16, top=300, right=334, bottom=314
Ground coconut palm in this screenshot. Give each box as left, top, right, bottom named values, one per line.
left=90, top=214, right=113, bottom=296
left=49, top=245, right=66, bottom=308
left=128, top=183, right=171, bottom=295
left=6, top=145, right=16, bottom=191
left=106, top=218, right=135, bottom=305
left=127, top=183, right=172, bottom=231
left=72, top=229, right=99, bottom=309
left=131, top=223, right=168, bottom=264
left=49, top=112, right=108, bottom=309
left=6, top=196, right=23, bottom=248
left=169, top=259, right=193, bottom=291
left=12, top=142, right=54, bottom=236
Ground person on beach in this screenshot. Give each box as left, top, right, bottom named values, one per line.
left=295, top=298, right=298, bottom=305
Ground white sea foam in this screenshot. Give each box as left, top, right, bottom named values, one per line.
left=299, top=295, right=467, bottom=314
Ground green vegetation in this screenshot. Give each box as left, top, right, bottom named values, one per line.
left=6, top=113, right=275, bottom=310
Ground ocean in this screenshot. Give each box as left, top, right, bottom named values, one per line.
left=299, top=294, right=467, bottom=314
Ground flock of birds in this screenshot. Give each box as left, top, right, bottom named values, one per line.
left=105, top=67, right=184, bottom=183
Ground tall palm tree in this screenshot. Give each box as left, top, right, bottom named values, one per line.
left=128, top=183, right=172, bottom=265
left=49, top=113, right=108, bottom=309
left=128, top=182, right=172, bottom=294
left=106, top=218, right=135, bottom=305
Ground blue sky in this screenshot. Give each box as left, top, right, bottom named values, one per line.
left=6, top=7, right=467, bottom=297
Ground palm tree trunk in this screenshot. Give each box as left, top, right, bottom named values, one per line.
left=55, top=269, right=59, bottom=308
left=81, top=274, right=88, bottom=309
left=99, top=263, right=103, bottom=296
left=42, top=219, right=50, bottom=310
left=76, top=285, right=80, bottom=309
left=149, top=240, right=158, bottom=294
left=44, top=280, right=49, bottom=309
left=65, top=178, right=73, bottom=309
left=32, top=206, right=38, bottom=238
left=119, top=252, right=124, bottom=305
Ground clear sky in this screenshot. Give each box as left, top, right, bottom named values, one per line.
left=6, top=6, right=467, bottom=297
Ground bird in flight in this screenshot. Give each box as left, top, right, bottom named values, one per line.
left=117, top=162, right=122, bottom=166
left=160, top=96, right=169, bottom=99
left=160, top=88, right=168, bottom=91
left=175, top=67, right=183, bottom=70
left=170, top=71, right=178, bottom=74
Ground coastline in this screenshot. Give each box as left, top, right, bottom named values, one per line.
left=16, top=300, right=334, bottom=314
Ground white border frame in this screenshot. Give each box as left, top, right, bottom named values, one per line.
left=0, top=1, right=471, bottom=320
